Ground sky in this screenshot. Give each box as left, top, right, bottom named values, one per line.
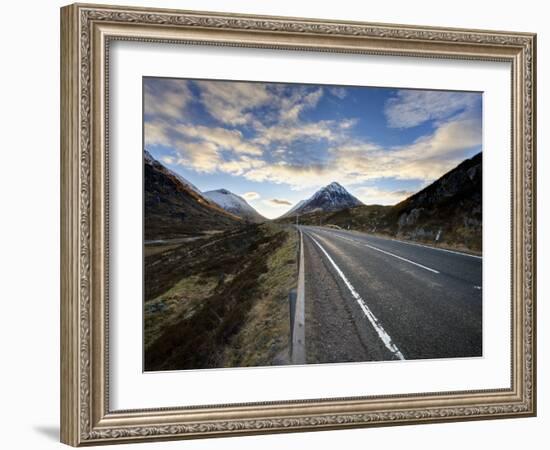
left=144, top=77, right=482, bottom=219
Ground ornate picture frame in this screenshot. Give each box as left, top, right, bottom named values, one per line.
left=60, top=3, right=536, bottom=446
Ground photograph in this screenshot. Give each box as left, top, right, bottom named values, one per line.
left=143, top=77, right=483, bottom=372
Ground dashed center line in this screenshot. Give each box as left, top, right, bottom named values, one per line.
left=386, top=237, right=483, bottom=259
left=307, top=233, right=405, bottom=361
left=329, top=233, right=440, bottom=274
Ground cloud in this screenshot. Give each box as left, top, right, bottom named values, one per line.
left=193, top=81, right=326, bottom=129
left=384, top=90, right=480, bottom=128
left=334, top=115, right=482, bottom=182
left=339, top=118, right=358, bottom=129
left=279, top=88, right=323, bottom=123
left=242, top=192, right=260, bottom=201
left=148, top=112, right=480, bottom=189
left=144, top=121, right=171, bottom=147
left=329, top=87, right=348, bottom=99
left=196, top=80, right=274, bottom=126
left=175, top=124, right=262, bottom=156
left=177, top=141, right=220, bottom=173
left=245, top=162, right=328, bottom=188
left=254, top=120, right=337, bottom=145
left=217, top=157, right=265, bottom=176
left=243, top=114, right=481, bottom=189
left=160, top=155, right=175, bottom=165
left=144, top=79, right=192, bottom=120
left=144, top=79, right=481, bottom=195
left=144, top=121, right=265, bottom=174
left=264, top=198, right=293, bottom=207
left=354, top=186, right=414, bottom=206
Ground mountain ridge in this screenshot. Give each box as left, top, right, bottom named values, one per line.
left=144, top=151, right=242, bottom=240
left=204, top=189, right=266, bottom=223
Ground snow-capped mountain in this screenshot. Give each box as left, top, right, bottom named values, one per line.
left=204, top=189, right=266, bottom=223
left=282, top=182, right=363, bottom=217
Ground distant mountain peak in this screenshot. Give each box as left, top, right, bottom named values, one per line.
left=318, top=181, right=348, bottom=196
left=204, top=189, right=265, bottom=223
left=281, top=182, right=363, bottom=218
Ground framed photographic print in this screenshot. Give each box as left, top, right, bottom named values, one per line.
left=60, top=3, right=537, bottom=446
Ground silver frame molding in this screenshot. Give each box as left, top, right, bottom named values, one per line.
left=60, top=3, right=536, bottom=446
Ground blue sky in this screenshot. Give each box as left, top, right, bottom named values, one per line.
left=144, top=77, right=482, bottom=219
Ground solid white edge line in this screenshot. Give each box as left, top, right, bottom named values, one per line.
left=330, top=233, right=440, bottom=274
left=307, top=233, right=405, bottom=361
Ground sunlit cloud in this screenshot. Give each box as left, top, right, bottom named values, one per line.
left=242, top=192, right=260, bottom=201
left=264, top=198, right=293, bottom=207
left=175, top=124, right=262, bottom=156
left=144, top=121, right=265, bottom=174
left=384, top=90, right=480, bottom=128
left=241, top=114, right=481, bottom=190
left=217, top=157, right=265, bottom=176
left=160, top=155, right=175, bottom=165
left=144, top=121, right=171, bottom=147
left=177, top=141, right=220, bottom=173
left=146, top=112, right=480, bottom=190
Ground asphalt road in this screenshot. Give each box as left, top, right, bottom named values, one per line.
left=300, top=226, right=482, bottom=363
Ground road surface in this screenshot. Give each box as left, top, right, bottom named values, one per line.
left=300, top=226, right=482, bottom=363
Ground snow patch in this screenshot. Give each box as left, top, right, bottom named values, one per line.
left=204, top=189, right=264, bottom=222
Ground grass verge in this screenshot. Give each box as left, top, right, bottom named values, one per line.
left=144, top=223, right=298, bottom=371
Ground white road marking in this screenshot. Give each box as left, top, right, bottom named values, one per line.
left=327, top=228, right=482, bottom=260
left=307, top=234, right=405, bottom=361
left=385, top=237, right=483, bottom=260
left=311, top=226, right=482, bottom=260
left=329, top=233, right=440, bottom=274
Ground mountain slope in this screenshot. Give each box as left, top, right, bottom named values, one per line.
left=204, top=189, right=266, bottom=223
left=380, top=152, right=482, bottom=250
left=281, top=182, right=363, bottom=217
left=144, top=151, right=201, bottom=194
left=284, top=199, right=306, bottom=217
left=144, top=151, right=242, bottom=240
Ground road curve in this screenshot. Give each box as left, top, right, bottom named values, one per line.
left=300, top=226, right=482, bottom=364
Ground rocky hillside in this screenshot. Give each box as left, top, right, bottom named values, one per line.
left=144, top=151, right=241, bottom=240
left=381, top=152, right=482, bottom=250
